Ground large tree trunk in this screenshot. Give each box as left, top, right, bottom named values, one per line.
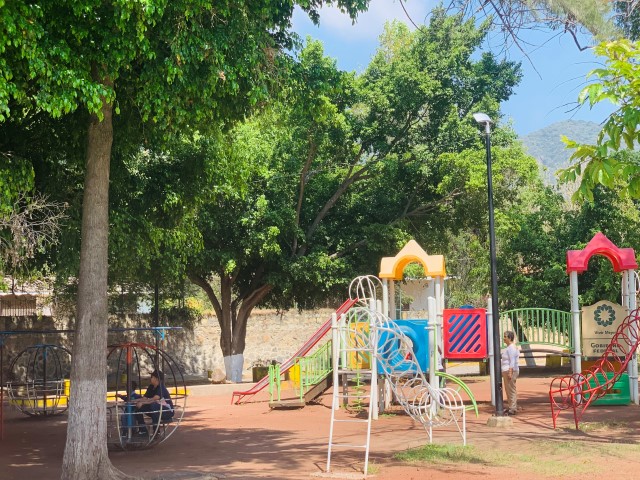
left=188, top=273, right=273, bottom=382
left=61, top=82, right=133, bottom=479
left=225, top=284, right=273, bottom=381
left=219, top=275, right=240, bottom=381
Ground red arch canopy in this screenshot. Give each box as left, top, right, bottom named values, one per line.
left=566, top=232, right=638, bottom=273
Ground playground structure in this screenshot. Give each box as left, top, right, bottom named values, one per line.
left=231, top=297, right=358, bottom=405
left=367, top=233, right=640, bottom=435
left=0, top=329, right=78, bottom=439
left=5, top=231, right=638, bottom=475
left=232, top=232, right=640, bottom=447
left=326, top=275, right=469, bottom=476
left=261, top=241, right=484, bottom=412
left=378, top=240, right=446, bottom=391
left=229, top=240, right=477, bottom=475
left=106, top=342, right=187, bottom=450
left=549, top=233, right=640, bottom=428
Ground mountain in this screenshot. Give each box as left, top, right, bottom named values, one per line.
left=520, top=120, right=601, bottom=184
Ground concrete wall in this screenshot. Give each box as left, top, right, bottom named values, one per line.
left=0, top=308, right=336, bottom=382
left=164, top=308, right=334, bottom=380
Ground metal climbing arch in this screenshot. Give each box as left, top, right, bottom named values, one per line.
left=326, top=276, right=467, bottom=476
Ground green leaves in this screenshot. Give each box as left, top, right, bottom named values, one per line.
left=561, top=39, right=640, bottom=201
left=0, top=154, right=34, bottom=216
left=179, top=12, right=524, bottom=314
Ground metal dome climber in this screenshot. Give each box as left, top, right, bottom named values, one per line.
left=6, top=344, right=71, bottom=416
left=348, top=275, right=382, bottom=307
left=106, top=342, right=187, bottom=450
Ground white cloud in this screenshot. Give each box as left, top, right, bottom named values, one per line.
left=294, top=0, right=435, bottom=41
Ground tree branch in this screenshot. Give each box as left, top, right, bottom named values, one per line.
left=0, top=191, right=67, bottom=274
left=564, top=21, right=590, bottom=51
left=300, top=109, right=422, bottom=255
left=233, top=263, right=266, bottom=306
left=187, top=272, right=222, bottom=320
left=292, top=135, right=318, bottom=255
left=237, top=284, right=274, bottom=322
left=327, top=188, right=463, bottom=260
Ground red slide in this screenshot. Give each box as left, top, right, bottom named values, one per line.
left=231, top=297, right=358, bottom=404
left=549, top=308, right=640, bottom=428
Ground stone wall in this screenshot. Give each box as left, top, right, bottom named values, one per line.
left=0, top=308, right=336, bottom=382
left=164, top=308, right=334, bottom=380
left=0, top=315, right=73, bottom=384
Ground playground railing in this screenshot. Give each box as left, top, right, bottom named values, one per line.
left=297, top=339, right=333, bottom=402
left=268, top=339, right=333, bottom=403
left=7, top=379, right=68, bottom=413
left=501, top=308, right=572, bottom=350
left=268, top=363, right=281, bottom=402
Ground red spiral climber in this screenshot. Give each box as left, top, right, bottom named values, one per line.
left=549, top=308, right=640, bottom=429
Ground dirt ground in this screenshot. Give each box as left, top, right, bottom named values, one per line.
left=2, top=371, right=640, bottom=479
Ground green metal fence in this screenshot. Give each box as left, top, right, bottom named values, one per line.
left=269, top=339, right=333, bottom=403
left=296, top=339, right=333, bottom=401
left=500, top=308, right=572, bottom=350
left=268, top=362, right=282, bottom=401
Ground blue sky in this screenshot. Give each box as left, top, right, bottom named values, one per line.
left=292, top=1, right=615, bottom=136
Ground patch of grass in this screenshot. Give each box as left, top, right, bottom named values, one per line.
left=394, top=444, right=487, bottom=465
left=580, top=420, right=629, bottom=433
left=366, top=462, right=380, bottom=475
left=561, top=420, right=631, bottom=435
left=380, top=413, right=397, bottom=418
left=534, top=440, right=594, bottom=454
left=518, top=456, right=596, bottom=476
left=394, top=438, right=640, bottom=477
left=464, top=442, right=598, bottom=476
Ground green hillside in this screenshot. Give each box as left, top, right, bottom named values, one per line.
left=520, top=120, right=601, bottom=183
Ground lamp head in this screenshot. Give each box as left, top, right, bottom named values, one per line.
left=473, top=112, right=492, bottom=134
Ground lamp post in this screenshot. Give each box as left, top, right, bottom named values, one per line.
left=473, top=112, right=504, bottom=417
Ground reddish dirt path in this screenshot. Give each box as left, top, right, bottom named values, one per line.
left=2, top=373, right=640, bottom=479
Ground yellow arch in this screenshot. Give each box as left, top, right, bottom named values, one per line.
left=379, top=240, right=446, bottom=280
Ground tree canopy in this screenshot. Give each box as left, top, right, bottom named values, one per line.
left=180, top=11, right=522, bottom=380
left=445, top=0, right=621, bottom=50
left=0, top=1, right=372, bottom=478
left=559, top=40, right=640, bottom=201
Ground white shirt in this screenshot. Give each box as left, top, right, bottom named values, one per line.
left=501, top=343, right=519, bottom=372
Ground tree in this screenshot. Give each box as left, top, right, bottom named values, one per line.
left=558, top=40, right=640, bottom=202
left=498, top=183, right=640, bottom=310
left=439, top=139, right=640, bottom=312
left=615, top=1, right=640, bottom=40
left=0, top=192, right=66, bottom=289
left=0, top=142, right=66, bottom=290
left=435, top=138, right=558, bottom=309
left=0, top=2, right=370, bottom=478
left=0, top=152, right=34, bottom=281
left=564, top=186, right=640, bottom=304
left=186, top=12, right=522, bottom=381
left=107, top=138, right=226, bottom=291
left=445, top=0, right=619, bottom=49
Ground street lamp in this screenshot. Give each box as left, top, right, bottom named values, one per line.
left=473, top=112, right=505, bottom=417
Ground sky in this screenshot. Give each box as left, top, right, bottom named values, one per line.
left=292, top=1, right=615, bottom=136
